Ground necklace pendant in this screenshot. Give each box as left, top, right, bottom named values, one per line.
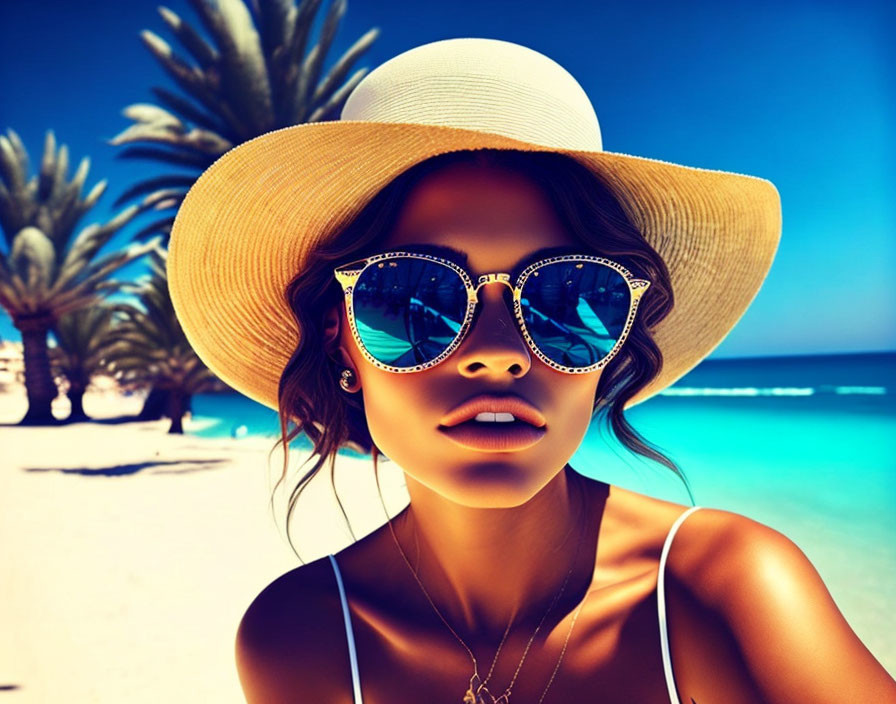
left=463, top=686, right=486, bottom=704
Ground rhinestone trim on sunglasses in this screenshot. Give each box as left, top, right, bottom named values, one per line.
left=333, top=251, right=651, bottom=374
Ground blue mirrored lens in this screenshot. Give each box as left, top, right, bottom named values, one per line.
left=520, top=261, right=631, bottom=368
left=352, top=258, right=468, bottom=367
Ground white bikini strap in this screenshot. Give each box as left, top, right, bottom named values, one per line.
left=658, top=506, right=703, bottom=704
left=328, top=554, right=364, bottom=704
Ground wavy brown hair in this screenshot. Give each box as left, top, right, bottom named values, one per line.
left=271, top=149, right=694, bottom=557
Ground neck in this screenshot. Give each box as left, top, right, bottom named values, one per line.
left=392, top=466, right=606, bottom=640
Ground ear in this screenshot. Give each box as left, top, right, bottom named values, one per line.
left=323, top=303, right=361, bottom=392
left=322, top=302, right=341, bottom=350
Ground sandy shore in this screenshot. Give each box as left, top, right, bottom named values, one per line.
left=0, top=389, right=409, bottom=703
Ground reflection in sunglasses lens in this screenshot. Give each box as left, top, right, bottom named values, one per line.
left=353, top=258, right=468, bottom=367
left=520, top=261, right=630, bottom=368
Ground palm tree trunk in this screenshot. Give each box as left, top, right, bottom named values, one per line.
left=15, top=315, right=60, bottom=426
left=167, top=388, right=185, bottom=434
left=138, top=385, right=168, bottom=420
left=67, top=383, right=89, bottom=422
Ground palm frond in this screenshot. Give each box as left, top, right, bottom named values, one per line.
left=157, top=6, right=220, bottom=70
left=109, top=0, right=378, bottom=244
left=112, top=175, right=197, bottom=206
left=294, top=0, right=344, bottom=121
left=129, top=216, right=177, bottom=242
left=115, top=143, right=212, bottom=169
left=150, top=86, right=230, bottom=136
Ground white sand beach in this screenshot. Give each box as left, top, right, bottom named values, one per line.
left=0, top=389, right=409, bottom=703
left=1, top=388, right=893, bottom=702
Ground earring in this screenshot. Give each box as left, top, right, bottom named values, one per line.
left=339, top=368, right=356, bottom=391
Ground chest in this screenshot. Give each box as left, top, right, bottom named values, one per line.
left=343, top=568, right=682, bottom=704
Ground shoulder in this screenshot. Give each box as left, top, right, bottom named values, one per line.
left=661, top=505, right=805, bottom=602
left=670, top=506, right=851, bottom=616
left=668, top=507, right=896, bottom=703
left=235, top=556, right=353, bottom=704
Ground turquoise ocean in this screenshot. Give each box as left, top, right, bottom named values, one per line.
left=189, top=352, right=895, bottom=663
left=189, top=352, right=894, bottom=519
left=188, top=351, right=894, bottom=560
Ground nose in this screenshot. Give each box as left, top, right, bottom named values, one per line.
left=453, top=280, right=531, bottom=378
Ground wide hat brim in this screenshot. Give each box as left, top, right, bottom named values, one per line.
left=167, top=120, right=781, bottom=414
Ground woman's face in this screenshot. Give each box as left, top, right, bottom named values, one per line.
left=335, top=162, right=602, bottom=508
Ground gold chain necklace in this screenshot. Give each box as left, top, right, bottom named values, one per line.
left=386, top=499, right=590, bottom=704
left=410, top=525, right=516, bottom=699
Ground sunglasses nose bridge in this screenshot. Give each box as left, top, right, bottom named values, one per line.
left=471, top=272, right=515, bottom=300
left=458, top=273, right=531, bottom=373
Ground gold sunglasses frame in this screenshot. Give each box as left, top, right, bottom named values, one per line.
left=333, top=251, right=651, bottom=374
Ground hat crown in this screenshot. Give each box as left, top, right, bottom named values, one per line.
left=341, top=37, right=603, bottom=151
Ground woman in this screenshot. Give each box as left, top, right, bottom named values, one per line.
left=167, top=39, right=896, bottom=703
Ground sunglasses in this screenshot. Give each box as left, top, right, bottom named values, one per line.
left=333, top=251, right=650, bottom=374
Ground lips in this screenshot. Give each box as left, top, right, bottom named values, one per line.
left=437, top=394, right=547, bottom=452
left=438, top=420, right=547, bottom=452
left=439, top=394, right=547, bottom=429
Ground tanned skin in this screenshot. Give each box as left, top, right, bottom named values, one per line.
left=235, top=164, right=896, bottom=703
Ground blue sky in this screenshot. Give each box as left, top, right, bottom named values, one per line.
left=1, top=0, right=893, bottom=357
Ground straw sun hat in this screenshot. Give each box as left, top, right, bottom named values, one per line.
left=167, top=37, right=781, bottom=413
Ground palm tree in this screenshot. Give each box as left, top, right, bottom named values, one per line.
left=0, top=129, right=160, bottom=425
left=103, top=247, right=219, bottom=434
left=48, top=305, right=120, bottom=422
left=109, top=0, right=380, bottom=244
left=106, top=0, right=378, bottom=422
